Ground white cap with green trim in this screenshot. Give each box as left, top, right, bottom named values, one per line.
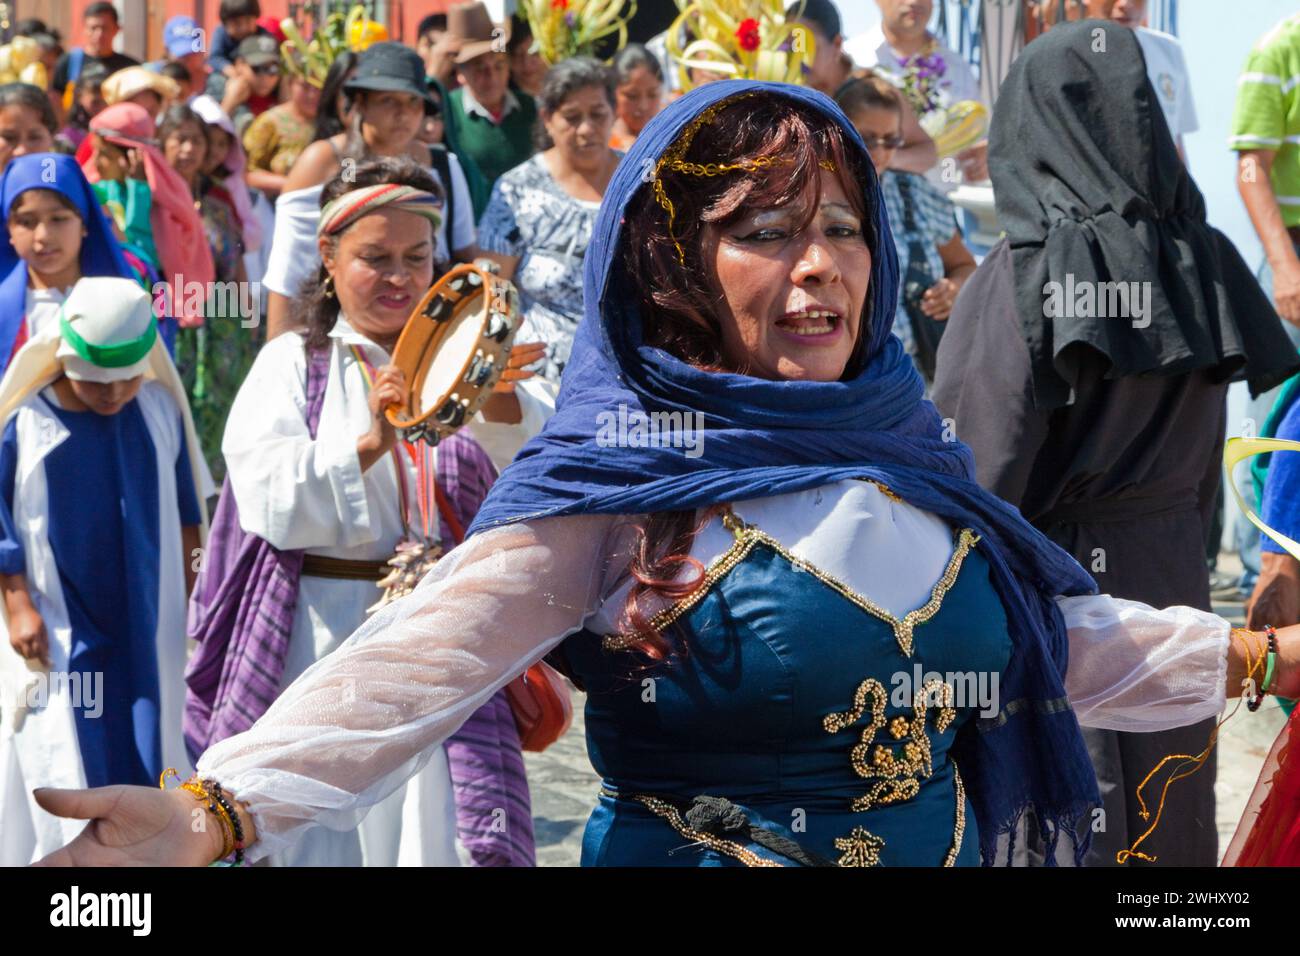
left=55, top=277, right=159, bottom=384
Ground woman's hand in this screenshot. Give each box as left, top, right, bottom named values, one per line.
left=31, top=786, right=226, bottom=867
left=8, top=604, right=48, bottom=667
left=920, top=277, right=960, bottom=320
left=358, top=364, right=406, bottom=471
left=479, top=342, right=545, bottom=425
left=494, top=341, right=545, bottom=393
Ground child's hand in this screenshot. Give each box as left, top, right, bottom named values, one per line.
left=124, top=147, right=146, bottom=181
left=224, top=73, right=253, bottom=107
left=9, top=605, right=49, bottom=666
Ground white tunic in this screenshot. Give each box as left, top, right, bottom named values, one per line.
left=198, top=479, right=1232, bottom=863
left=222, top=317, right=467, bottom=867
left=0, top=383, right=194, bottom=865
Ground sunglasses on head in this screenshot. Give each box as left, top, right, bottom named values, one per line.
left=861, top=134, right=906, bottom=150
left=251, top=62, right=280, bottom=76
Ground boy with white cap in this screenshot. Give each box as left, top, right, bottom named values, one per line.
left=0, top=276, right=209, bottom=864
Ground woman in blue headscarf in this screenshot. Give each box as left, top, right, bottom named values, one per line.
left=0, top=152, right=145, bottom=372
left=31, top=82, right=1300, bottom=868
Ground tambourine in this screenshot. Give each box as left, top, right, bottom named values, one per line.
left=387, top=261, right=520, bottom=446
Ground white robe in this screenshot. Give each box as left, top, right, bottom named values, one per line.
left=221, top=317, right=472, bottom=867
left=0, top=383, right=195, bottom=865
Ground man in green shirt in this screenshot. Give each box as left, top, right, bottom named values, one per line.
left=1232, top=13, right=1300, bottom=328
left=442, top=1, right=538, bottom=217
left=1229, top=13, right=1300, bottom=601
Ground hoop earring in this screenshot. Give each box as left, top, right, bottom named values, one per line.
left=323, top=274, right=335, bottom=299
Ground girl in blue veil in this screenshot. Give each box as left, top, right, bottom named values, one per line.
left=31, top=81, right=1298, bottom=868
left=0, top=153, right=146, bottom=371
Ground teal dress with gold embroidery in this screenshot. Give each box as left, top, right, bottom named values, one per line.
left=559, top=513, right=1011, bottom=867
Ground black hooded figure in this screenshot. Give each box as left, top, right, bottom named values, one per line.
left=933, top=20, right=1300, bottom=865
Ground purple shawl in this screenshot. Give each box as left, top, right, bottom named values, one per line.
left=184, top=348, right=535, bottom=866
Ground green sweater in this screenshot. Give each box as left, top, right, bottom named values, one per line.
left=445, top=87, right=538, bottom=217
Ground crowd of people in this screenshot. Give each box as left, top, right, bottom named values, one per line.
left=3, top=0, right=1300, bottom=870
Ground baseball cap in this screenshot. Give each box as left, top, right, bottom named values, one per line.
left=164, top=15, right=202, bottom=59
left=235, top=33, right=280, bottom=67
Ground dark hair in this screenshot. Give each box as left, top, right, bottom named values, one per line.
left=835, top=73, right=904, bottom=117
left=533, top=56, right=616, bottom=151
left=32, top=33, right=60, bottom=54
left=66, top=64, right=110, bottom=131
left=14, top=18, right=52, bottom=38
left=8, top=187, right=79, bottom=220
left=619, top=95, right=876, bottom=657
left=612, top=43, right=663, bottom=85
left=0, top=83, right=58, bottom=135
left=312, top=51, right=359, bottom=142
left=219, top=0, right=260, bottom=23
left=157, top=104, right=207, bottom=159
left=417, top=13, right=447, bottom=39
left=84, top=2, right=119, bottom=24
left=785, top=0, right=841, bottom=40
left=160, top=61, right=191, bottom=86
left=506, top=15, right=533, bottom=55
left=297, top=156, right=442, bottom=350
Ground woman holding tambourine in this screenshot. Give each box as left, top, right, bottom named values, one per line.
left=180, top=158, right=539, bottom=867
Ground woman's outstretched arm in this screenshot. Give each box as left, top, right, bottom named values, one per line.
left=34, top=514, right=624, bottom=866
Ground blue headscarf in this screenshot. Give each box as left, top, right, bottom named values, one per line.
left=469, top=80, right=1101, bottom=864
left=0, top=153, right=135, bottom=362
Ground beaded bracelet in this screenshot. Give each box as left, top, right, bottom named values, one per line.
left=1247, top=625, right=1278, bottom=713
left=159, top=769, right=246, bottom=865
left=209, top=781, right=247, bottom=866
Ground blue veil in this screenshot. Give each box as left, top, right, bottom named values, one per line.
left=469, top=80, right=1101, bottom=864
left=0, top=153, right=135, bottom=362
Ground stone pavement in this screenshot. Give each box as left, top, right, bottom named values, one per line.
left=524, top=576, right=1288, bottom=867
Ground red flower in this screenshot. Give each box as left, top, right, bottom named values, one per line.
left=736, top=17, right=761, bottom=52
left=551, top=0, right=569, bottom=8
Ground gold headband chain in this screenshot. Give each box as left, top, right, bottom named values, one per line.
left=651, top=94, right=838, bottom=264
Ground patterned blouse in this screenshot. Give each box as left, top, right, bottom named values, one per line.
left=879, top=170, right=960, bottom=357
left=478, top=154, right=610, bottom=382
left=243, top=103, right=314, bottom=178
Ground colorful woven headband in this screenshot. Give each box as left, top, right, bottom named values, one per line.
left=317, top=183, right=444, bottom=239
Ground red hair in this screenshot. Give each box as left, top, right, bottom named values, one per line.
left=616, top=95, right=877, bottom=658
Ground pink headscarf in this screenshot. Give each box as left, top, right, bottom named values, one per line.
left=190, top=95, right=263, bottom=253
left=82, top=102, right=215, bottom=327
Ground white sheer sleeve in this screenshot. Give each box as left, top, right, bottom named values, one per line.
left=1060, top=594, right=1230, bottom=732
left=195, top=513, right=626, bottom=861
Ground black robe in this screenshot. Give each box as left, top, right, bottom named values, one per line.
left=933, top=240, right=1223, bottom=866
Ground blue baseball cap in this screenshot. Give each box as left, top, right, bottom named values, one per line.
left=164, top=15, right=202, bottom=59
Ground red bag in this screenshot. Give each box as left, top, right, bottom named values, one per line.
left=504, top=661, right=574, bottom=753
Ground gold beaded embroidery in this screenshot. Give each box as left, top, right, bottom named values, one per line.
left=834, top=826, right=885, bottom=867
left=824, top=678, right=957, bottom=811
left=604, top=507, right=980, bottom=658
left=622, top=793, right=782, bottom=867
left=943, top=762, right=967, bottom=867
